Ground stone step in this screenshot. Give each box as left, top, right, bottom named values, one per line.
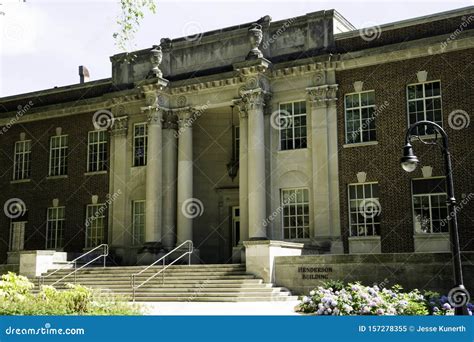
left=50, top=264, right=245, bottom=272
left=40, top=275, right=256, bottom=284
left=49, top=286, right=280, bottom=293
left=38, top=279, right=264, bottom=286
left=42, top=282, right=273, bottom=289
left=36, top=264, right=294, bottom=302
left=121, top=292, right=291, bottom=298
left=44, top=270, right=248, bottom=279
left=129, top=296, right=299, bottom=302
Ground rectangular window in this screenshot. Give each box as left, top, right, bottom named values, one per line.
left=407, top=80, right=442, bottom=135
left=49, top=135, right=68, bottom=176
left=132, top=200, right=145, bottom=245
left=133, top=123, right=147, bottom=166
left=348, top=183, right=380, bottom=237
left=13, top=140, right=32, bottom=180
left=46, top=206, right=65, bottom=249
left=281, top=188, right=310, bottom=239
left=345, top=91, right=376, bottom=144
left=87, top=130, right=108, bottom=172
left=412, top=178, right=448, bottom=234
left=85, top=204, right=106, bottom=248
left=279, top=101, right=307, bottom=150
left=9, top=221, right=26, bottom=251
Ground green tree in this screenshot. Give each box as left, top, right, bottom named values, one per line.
left=114, top=0, right=157, bottom=52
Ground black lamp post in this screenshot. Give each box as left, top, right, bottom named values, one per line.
left=401, top=120, right=468, bottom=315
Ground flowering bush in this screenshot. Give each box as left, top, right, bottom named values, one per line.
left=0, top=272, right=140, bottom=315
left=295, top=281, right=473, bottom=316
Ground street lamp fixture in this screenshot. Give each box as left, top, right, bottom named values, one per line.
left=401, top=120, right=469, bottom=315
left=400, top=143, right=419, bottom=172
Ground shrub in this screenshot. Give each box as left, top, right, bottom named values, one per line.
left=295, top=281, right=473, bottom=316
left=0, top=272, right=140, bottom=315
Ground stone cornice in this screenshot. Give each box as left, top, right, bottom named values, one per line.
left=233, top=58, right=272, bottom=76
left=137, top=77, right=170, bottom=93
left=337, top=33, right=474, bottom=71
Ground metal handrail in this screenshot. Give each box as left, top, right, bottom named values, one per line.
left=39, top=244, right=109, bottom=287
left=131, top=240, right=193, bottom=301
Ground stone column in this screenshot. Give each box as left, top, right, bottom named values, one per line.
left=176, top=108, right=194, bottom=244
left=237, top=101, right=249, bottom=242
left=108, top=115, right=129, bottom=249
left=161, top=113, right=178, bottom=250
left=241, top=89, right=267, bottom=239
left=307, top=83, right=342, bottom=253
left=143, top=102, right=164, bottom=248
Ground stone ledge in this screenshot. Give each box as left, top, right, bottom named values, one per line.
left=275, top=251, right=474, bottom=265
left=243, top=240, right=304, bottom=249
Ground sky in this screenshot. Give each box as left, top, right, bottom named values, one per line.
left=0, top=0, right=472, bottom=97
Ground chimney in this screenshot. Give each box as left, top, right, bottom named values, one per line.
left=79, top=65, right=90, bottom=83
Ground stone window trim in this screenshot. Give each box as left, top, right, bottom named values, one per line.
left=411, top=176, right=448, bottom=235
left=48, top=134, right=68, bottom=177
left=278, top=100, right=307, bottom=151
left=342, top=141, right=379, bottom=149
left=344, top=90, right=376, bottom=144
left=347, top=182, right=381, bottom=237
left=132, top=200, right=146, bottom=246
left=87, top=130, right=108, bottom=173
left=281, top=187, right=310, bottom=240
left=406, top=80, right=443, bottom=136
left=133, top=122, right=148, bottom=167
left=46, top=206, right=65, bottom=249
left=13, top=139, right=32, bottom=181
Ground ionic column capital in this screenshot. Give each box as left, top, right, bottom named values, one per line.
left=306, top=84, right=338, bottom=107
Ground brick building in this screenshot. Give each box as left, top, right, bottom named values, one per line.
left=0, top=6, right=472, bottom=268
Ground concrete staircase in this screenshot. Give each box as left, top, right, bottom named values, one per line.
left=36, top=264, right=297, bottom=302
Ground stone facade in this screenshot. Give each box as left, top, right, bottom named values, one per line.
left=0, top=7, right=473, bottom=267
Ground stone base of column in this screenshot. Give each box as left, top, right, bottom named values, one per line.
left=330, top=239, right=344, bottom=254
left=165, top=247, right=200, bottom=265
left=243, top=240, right=303, bottom=283
left=136, top=242, right=165, bottom=265
left=232, top=244, right=246, bottom=263
left=249, top=237, right=269, bottom=241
